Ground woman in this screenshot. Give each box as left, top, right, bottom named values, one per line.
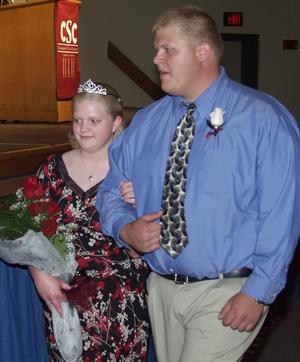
left=30, top=80, right=149, bottom=361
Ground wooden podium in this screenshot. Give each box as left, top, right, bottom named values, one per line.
left=0, top=0, right=81, bottom=195
left=0, top=0, right=76, bottom=122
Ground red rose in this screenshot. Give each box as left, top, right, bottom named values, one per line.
left=34, top=183, right=45, bottom=199
left=23, top=176, right=39, bottom=189
left=46, top=200, right=60, bottom=216
left=23, top=182, right=44, bottom=200
left=42, top=217, right=58, bottom=237
left=28, top=202, right=44, bottom=216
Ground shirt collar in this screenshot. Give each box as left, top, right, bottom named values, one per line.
left=172, top=67, right=228, bottom=120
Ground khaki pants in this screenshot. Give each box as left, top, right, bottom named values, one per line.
left=147, top=272, right=268, bottom=362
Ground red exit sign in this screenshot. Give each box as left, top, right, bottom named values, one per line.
left=223, top=12, right=243, bottom=27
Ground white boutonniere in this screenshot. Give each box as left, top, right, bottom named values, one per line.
left=206, top=107, right=225, bottom=138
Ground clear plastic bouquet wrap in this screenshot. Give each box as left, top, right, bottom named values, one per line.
left=0, top=176, right=82, bottom=362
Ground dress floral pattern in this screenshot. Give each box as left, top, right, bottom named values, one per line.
left=37, top=154, right=149, bottom=362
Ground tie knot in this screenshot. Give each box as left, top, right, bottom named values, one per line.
left=183, top=102, right=196, bottom=116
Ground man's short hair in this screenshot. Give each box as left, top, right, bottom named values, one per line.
left=152, top=5, right=224, bottom=61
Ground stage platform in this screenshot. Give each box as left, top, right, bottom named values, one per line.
left=0, top=122, right=72, bottom=197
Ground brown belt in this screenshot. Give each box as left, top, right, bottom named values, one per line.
left=157, top=267, right=252, bottom=284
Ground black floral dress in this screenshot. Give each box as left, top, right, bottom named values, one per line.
left=37, top=154, right=149, bottom=362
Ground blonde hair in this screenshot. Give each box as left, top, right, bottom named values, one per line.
left=152, top=5, right=224, bottom=62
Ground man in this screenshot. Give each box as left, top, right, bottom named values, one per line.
left=96, top=5, right=300, bottom=362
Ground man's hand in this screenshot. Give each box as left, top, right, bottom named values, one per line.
left=218, top=292, right=264, bottom=332
left=120, top=211, right=163, bottom=254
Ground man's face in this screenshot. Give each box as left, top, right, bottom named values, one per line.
left=153, top=24, right=201, bottom=101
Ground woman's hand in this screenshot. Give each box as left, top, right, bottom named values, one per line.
left=29, top=265, right=71, bottom=317
left=120, top=180, right=135, bottom=205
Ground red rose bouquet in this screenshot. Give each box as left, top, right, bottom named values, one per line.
left=0, top=176, right=67, bottom=255
left=0, top=176, right=82, bottom=362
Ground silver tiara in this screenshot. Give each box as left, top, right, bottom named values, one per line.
left=77, top=79, right=122, bottom=102
left=77, top=79, right=108, bottom=95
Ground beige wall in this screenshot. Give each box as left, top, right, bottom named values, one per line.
left=78, top=0, right=300, bottom=120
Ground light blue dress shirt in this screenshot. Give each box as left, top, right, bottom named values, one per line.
left=96, top=68, right=300, bottom=304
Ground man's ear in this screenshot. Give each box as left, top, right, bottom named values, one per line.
left=196, top=41, right=212, bottom=62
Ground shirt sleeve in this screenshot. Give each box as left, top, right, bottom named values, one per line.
left=96, top=133, right=137, bottom=248
left=241, top=109, right=300, bottom=303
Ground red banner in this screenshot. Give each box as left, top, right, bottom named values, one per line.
left=55, top=0, right=80, bottom=99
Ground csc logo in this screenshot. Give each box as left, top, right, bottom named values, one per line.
left=60, top=20, right=78, bottom=44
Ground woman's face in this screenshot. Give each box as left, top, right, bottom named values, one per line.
left=72, top=98, right=121, bottom=152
